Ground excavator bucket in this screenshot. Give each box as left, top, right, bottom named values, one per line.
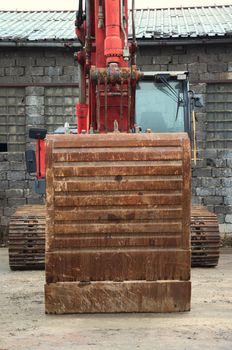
left=44, top=133, right=191, bottom=313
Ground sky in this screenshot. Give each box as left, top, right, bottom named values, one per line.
left=0, top=0, right=231, bottom=11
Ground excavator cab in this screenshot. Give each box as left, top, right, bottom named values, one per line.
left=135, top=71, right=191, bottom=135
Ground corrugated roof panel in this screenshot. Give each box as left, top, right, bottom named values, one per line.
left=0, top=6, right=232, bottom=42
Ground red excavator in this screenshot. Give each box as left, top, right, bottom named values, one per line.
left=8, top=0, right=220, bottom=313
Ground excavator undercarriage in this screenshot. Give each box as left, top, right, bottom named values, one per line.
left=8, top=204, right=220, bottom=271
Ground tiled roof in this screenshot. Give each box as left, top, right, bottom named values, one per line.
left=0, top=6, right=232, bottom=43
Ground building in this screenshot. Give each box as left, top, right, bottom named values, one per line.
left=0, top=5, right=232, bottom=243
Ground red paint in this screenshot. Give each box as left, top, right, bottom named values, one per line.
left=76, top=103, right=89, bottom=133
left=36, top=139, right=45, bottom=179
left=104, top=0, right=123, bottom=63
left=75, top=0, right=139, bottom=134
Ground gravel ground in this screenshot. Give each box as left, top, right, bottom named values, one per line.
left=0, top=248, right=232, bottom=350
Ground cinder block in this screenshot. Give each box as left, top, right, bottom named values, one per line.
left=191, top=177, right=202, bottom=187
left=222, top=178, right=232, bottom=187
left=199, top=72, right=221, bottom=81
left=200, top=54, right=218, bottom=63
left=0, top=154, right=8, bottom=162
left=9, top=162, right=25, bottom=171
left=25, top=96, right=44, bottom=106
left=7, top=153, right=23, bottom=162
left=216, top=187, right=232, bottom=196
left=7, top=171, right=26, bottom=181
left=179, top=54, right=198, bottom=64
left=222, top=168, right=232, bottom=177
left=1, top=181, right=8, bottom=190
left=141, top=65, right=160, bottom=72
left=225, top=214, right=232, bottom=223
left=8, top=181, right=27, bottom=189
left=224, top=197, right=232, bottom=205
left=203, top=196, right=224, bottom=205
left=212, top=168, right=222, bottom=178
left=26, top=105, right=44, bottom=117
left=16, top=56, right=36, bottom=66
left=196, top=187, right=215, bottom=196
left=219, top=53, right=231, bottom=61
left=3, top=207, right=16, bottom=217
left=0, top=216, right=9, bottom=226
left=7, top=198, right=26, bottom=206
left=0, top=58, right=16, bottom=67
left=214, top=206, right=228, bottom=214
left=154, top=55, right=172, bottom=64
left=217, top=214, right=225, bottom=224
left=208, top=63, right=227, bottom=73
left=169, top=64, right=187, bottom=71
left=191, top=196, right=202, bottom=205
left=5, top=189, right=24, bottom=198
left=26, top=66, right=44, bottom=76
left=5, top=67, right=24, bottom=76
left=218, top=150, right=232, bottom=159
left=0, top=172, right=7, bottom=180
left=0, top=162, right=9, bottom=171
left=207, top=158, right=226, bottom=168
left=188, top=63, right=207, bottom=73
left=27, top=116, right=45, bottom=125
left=64, top=66, right=75, bottom=75
left=25, top=86, right=45, bottom=96
left=56, top=54, right=76, bottom=66
left=201, top=177, right=221, bottom=187
left=45, top=66, right=63, bottom=76
left=192, top=168, right=212, bottom=177
left=36, top=57, right=56, bottom=66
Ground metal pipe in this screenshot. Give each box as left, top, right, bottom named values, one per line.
left=85, top=0, right=91, bottom=63
left=131, top=0, right=136, bottom=64
left=76, top=0, right=83, bottom=28
left=78, top=63, right=86, bottom=104
left=132, top=0, right=136, bottom=44
left=85, top=0, right=91, bottom=42
left=120, top=0, right=127, bottom=48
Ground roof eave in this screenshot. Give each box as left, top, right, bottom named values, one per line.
left=0, top=40, right=81, bottom=48
left=1, top=36, right=232, bottom=48
left=137, top=37, right=232, bottom=46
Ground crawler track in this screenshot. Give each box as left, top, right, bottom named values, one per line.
left=191, top=205, right=220, bottom=267
left=8, top=205, right=45, bottom=270
left=8, top=204, right=220, bottom=270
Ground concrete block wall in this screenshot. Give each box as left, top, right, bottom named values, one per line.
left=137, top=43, right=232, bottom=236
left=1, top=43, right=232, bottom=243
left=0, top=48, right=79, bottom=243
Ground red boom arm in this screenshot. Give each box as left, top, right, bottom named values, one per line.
left=75, top=0, right=140, bottom=134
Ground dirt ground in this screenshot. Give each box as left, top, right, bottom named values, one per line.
left=0, top=248, right=232, bottom=350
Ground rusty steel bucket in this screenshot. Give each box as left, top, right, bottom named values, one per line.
left=44, top=133, right=191, bottom=313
